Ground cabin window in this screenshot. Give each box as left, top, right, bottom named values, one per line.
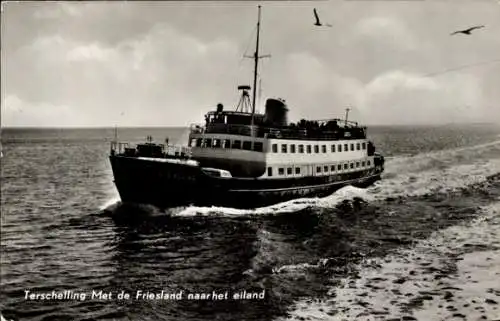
left=278, top=168, right=285, bottom=175
left=331, top=165, right=335, bottom=171
left=254, top=142, right=263, bottom=152
left=290, top=144, right=296, bottom=153
left=350, top=143, right=354, bottom=151
left=362, top=161, right=366, bottom=167
left=338, top=144, right=342, bottom=152
left=367, top=160, right=371, bottom=166
left=356, top=162, right=360, bottom=168
left=324, top=165, right=329, bottom=172
left=338, top=164, right=342, bottom=171
left=344, top=144, right=348, bottom=151
left=298, top=145, right=304, bottom=153
left=272, top=144, right=278, bottom=153
left=350, top=163, right=354, bottom=169
left=281, top=144, right=288, bottom=153
left=205, top=138, right=212, bottom=148
left=322, top=145, right=327, bottom=153
left=331, top=145, right=335, bottom=153
left=267, top=167, right=273, bottom=176
left=307, top=145, right=312, bottom=154
left=287, top=167, right=292, bottom=175
left=295, top=167, right=301, bottom=174
left=344, top=164, right=348, bottom=169
left=362, top=142, right=366, bottom=150
left=196, top=138, right=203, bottom=147
left=213, top=139, right=221, bottom=148
left=232, top=140, right=241, bottom=149
left=314, top=145, right=319, bottom=153
left=316, top=166, right=321, bottom=173
left=356, top=143, right=360, bottom=150
left=242, top=141, right=252, bottom=150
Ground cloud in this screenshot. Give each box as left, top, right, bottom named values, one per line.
left=365, top=70, right=439, bottom=95
left=3, top=23, right=241, bottom=127
left=360, top=71, right=485, bottom=125
left=66, top=43, right=114, bottom=62
left=258, top=52, right=365, bottom=121
left=32, top=2, right=82, bottom=20
left=2, top=2, right=500, bottom=127
left=266, top=54, right=489, bottom=126
left=356, top=17, right=418, bottom=51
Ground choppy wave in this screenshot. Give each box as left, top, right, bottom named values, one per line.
left=276, top=201, right=500, bottom=321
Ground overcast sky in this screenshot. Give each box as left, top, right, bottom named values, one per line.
left=2, top=0, right=500, bottom=127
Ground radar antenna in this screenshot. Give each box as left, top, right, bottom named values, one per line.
left=235, top=85, right=252, bottom=113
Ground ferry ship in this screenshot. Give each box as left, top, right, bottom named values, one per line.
left=109, top=6, right=385, bottom=210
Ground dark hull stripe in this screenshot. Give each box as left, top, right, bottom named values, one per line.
left=228, top=173, right=380, bottom=192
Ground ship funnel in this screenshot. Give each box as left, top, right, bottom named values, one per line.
left=264, top=98, right=288, bottom=127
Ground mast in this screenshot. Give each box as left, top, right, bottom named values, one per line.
left=252, top=5, right=262, bottom=116
left=247, top=5, right=270, bottom=132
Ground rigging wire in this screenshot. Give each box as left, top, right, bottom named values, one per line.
left=238, top=25, right=258, bottom=67
left=258, top=76, right=262, bottom=112
left=421, top=57, right=500, bottom=78
left=232, top=25, right=258, bottom=109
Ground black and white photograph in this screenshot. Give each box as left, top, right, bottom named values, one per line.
left=1, top=0, right=500, bottom=320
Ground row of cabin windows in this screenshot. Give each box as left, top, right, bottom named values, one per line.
left=270, top=167, right=301, bottom=176
left=272, top=142, right=366, bottom=154
left=268, top=160, right=371, bottom=177
left=192, top=138, right=366, bottom=154
left=193, top=138, right=263, bottom=152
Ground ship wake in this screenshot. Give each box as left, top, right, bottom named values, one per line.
left=275, top=201, right=500, bottom=321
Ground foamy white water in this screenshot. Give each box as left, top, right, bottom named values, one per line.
left=384, top=139, right=500, bottom=174
left=99, top=195, right=121, bottom=211
left=175, top=185, right=369, bottom=217
left=367, top=159, right=500, bottom=200
left=277, top=201, right=500, bottom=321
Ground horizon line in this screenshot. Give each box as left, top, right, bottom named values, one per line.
left=1, top=122, right=499, bottom=130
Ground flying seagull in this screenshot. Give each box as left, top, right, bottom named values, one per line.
left=450, top=25, right=485, bottom=35
left=313, top=8, right=332, bottom=27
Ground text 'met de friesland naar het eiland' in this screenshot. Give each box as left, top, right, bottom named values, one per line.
left=24, top=289, right=266, bottom=301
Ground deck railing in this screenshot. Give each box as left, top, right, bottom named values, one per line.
left=189, top=120, right=367, bottom=140
left=110, top=141, right=192, bottom=159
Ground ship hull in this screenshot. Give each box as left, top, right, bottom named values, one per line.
left=110, top=155, right=382, bottom=210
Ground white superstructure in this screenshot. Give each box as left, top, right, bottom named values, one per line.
left=188, top=130, right=376, bottom=179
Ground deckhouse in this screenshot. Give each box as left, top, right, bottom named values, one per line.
left=188, top=87, right=378, bottom=179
